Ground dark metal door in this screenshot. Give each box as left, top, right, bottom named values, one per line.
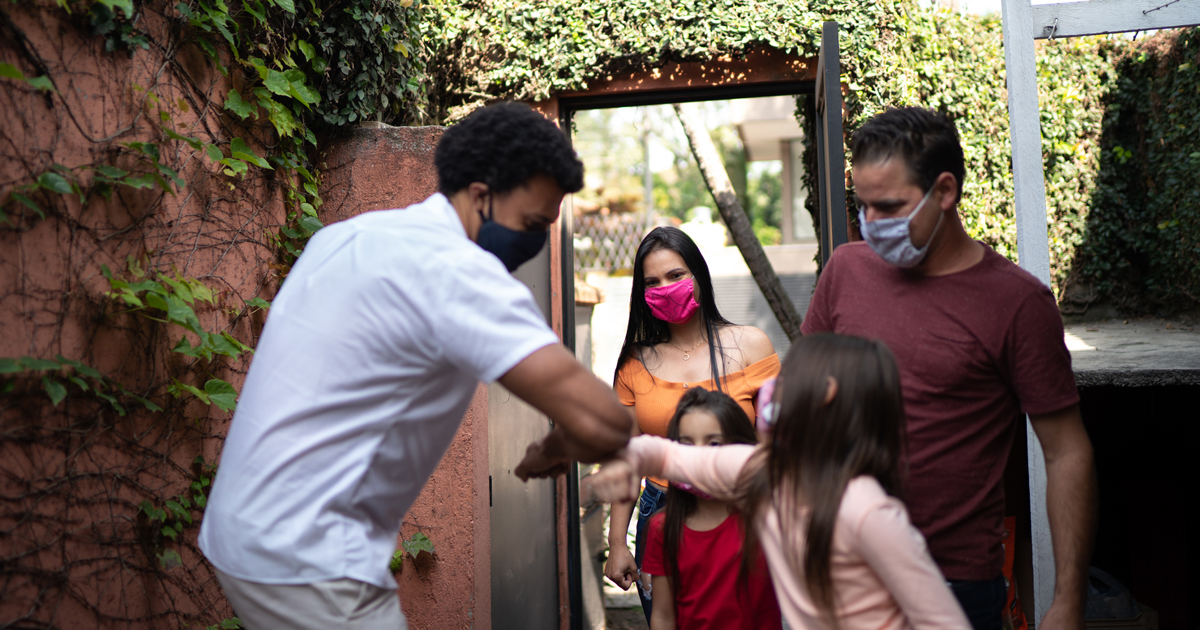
left=490, top=244, right=560, bottom=630
left=815, top=20, right=848, bottom=268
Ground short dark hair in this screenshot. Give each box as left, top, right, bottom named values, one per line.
left=435, top=102, right=584, bottom=195
left=849, top=107, right=965, bottom=202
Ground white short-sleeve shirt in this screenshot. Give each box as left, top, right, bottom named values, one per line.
left=198, top=193, right=559, bottom=589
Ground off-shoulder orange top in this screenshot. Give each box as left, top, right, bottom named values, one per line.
left=613, top=353, right=780, bottom=488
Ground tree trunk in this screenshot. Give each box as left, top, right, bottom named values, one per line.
left=673, top=102, right=803, bottom=342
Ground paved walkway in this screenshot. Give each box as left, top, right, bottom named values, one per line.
left=1065, top=318, right=1200, bottom=386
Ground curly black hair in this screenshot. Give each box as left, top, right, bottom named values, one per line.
left=435, top=102, right=584, bottom=195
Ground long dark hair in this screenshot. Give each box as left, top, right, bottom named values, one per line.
left=739, top=334, right=905, bottom=628
left=613, top=227, right=733, bottom=391
left=661, top=387, right=757, bottom=592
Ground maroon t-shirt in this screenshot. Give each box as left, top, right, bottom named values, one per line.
left=643, top=512, right=783, bottom=630
left=801, top=242, right=1078, bottom=580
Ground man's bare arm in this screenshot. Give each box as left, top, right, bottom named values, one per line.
left=501, top=344, right=633, bottom=477
left=1029, top=403, right=1096, bottom=630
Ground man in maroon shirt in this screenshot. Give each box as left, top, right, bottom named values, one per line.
left=801, top=108, right=1095, bottom=630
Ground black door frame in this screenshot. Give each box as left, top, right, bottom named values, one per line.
left=815, top=21, right=848, bottom=268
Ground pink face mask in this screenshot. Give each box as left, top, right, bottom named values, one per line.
left=644, top=278, right=700, bottom=324
left=671, top=480, right=715, bottom=501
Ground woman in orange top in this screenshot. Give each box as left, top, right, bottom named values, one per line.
left=604, top=226, right=779, bottom=623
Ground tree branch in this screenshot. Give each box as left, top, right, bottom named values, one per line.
left=673, top=102, right=803, bottom=342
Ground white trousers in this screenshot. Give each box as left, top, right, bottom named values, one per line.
left=216, top=570, right=408, bottom=630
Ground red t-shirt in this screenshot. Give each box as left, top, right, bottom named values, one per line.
left=801, top=242, right=1078, bottom=581
left=642, top=511, right=783, bottom=630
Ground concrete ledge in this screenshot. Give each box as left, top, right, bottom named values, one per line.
left=1067, top=319, right=1200, bottom=387
left=1075, top=369, right=1200, bottom=388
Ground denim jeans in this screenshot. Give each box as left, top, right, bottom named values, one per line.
left=632, top=482, right=668, bottom=624
left=948, top=575, right=1006, bottom=630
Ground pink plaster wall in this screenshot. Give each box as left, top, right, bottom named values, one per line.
left=317, top=123, right=492, bottom=630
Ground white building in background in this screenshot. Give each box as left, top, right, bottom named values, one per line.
left=731, top=96, right=816, bottom=244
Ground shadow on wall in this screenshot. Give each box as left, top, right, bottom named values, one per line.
left=1064, top=29, right=1200, bottom=318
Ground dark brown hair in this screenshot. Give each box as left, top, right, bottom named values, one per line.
left=660, top=387, right=756, bottom=592
left=850, top=106, right=965, bottom=203
left=739, top=333, right=905, bottom=628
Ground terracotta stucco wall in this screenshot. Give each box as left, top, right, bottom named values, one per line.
left=1, top=1, right=283, bottom=627
left=317, top=124, right=492, bottom=629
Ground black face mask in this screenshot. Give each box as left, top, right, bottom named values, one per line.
left=476, top=195, right=548, bottom=273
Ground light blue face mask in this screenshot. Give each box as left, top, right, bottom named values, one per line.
left=857, top=186, right=943, bottom=269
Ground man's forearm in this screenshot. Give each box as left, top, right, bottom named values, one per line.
left=1044, top=433, right=1096, bottom=612
left=540, top=424, right=623, bottom=464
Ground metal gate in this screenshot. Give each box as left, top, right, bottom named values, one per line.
left=490, top=245, right=560, bottom=630
left=815, top=21, right=848, bottom=267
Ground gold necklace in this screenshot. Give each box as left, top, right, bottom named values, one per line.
left=671, top=337, right=707, bottom=361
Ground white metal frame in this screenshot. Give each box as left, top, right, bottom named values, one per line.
left=1001, top=0, right=1200, bottom=624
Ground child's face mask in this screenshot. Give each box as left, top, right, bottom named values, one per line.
left=671, top=480, right=715, bottom=501
left=755, top=377, right=778, bottom=437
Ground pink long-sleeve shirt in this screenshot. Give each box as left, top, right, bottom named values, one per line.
left=625, top=435, right=971, bottom=630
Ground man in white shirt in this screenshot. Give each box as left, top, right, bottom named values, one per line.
left=198, top=103, right=633, bottom=629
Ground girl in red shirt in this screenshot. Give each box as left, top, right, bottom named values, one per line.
left=641, top=387, right=783, bottom=630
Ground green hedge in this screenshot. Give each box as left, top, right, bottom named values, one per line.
left=416, top=0, right=1200, bottom=314
left=1075, top=32, right=1200, bottom=313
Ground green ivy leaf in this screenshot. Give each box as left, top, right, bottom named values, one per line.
left=0, top=358, right=22, bottom=374
left=297, top=40, right=315, bottom=62
left=271, top=0, right=295, bottom=14
left=220, top=158, right=249, bottom=176
left=402, top=532, right=435, bottom=558
left=297, top=214, right=323, bottom=234
left=25, top=75, right=58, bottom=94
left=0, top=63, right=25, bottom=80
left=10, top=193, right=43, bottom=219
left=96, top=0, right=134, bottom=19
left=204, top=143, right=224, bottom=162
left=37, top=171, right=74, bottom=195
left=229, top=138, right=272, bottom=169
left=162, top=126, right=203, bottom=150
left=224, top=89, right=257, bottom=120
left=208, top=333, right=243, bottom=359
left=56, top=355, right=103, bottom=380
left=169, top=379, right=210, bottom=404
left=204, top=378, right=238, bottom=412
left=42, top=377, right=67, bottom=406
left=263, top=70, right=292, bottom=98
left=157, top=549, right=183, bottom=571
left=241, top=0, right=266, bottom=24
left=123, top=173, right=159, bottom=190
left=93, top=164, right=129, bottom=178
left=24, top=358, right=61, bottom=371
left=246, top=297, right=271, bottom=309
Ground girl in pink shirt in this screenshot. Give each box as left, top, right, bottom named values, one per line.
left=642, top=386, right=782, bottom=630
left=591, top=333, right=971, bottom=630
